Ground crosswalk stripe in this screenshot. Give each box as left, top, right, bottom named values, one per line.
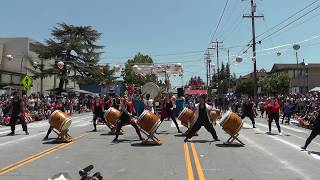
left=244, top=122, right=320, bottom=161
left=255, top=122, right=306, bottom=133
left=240, top=132, right=313, bottom=180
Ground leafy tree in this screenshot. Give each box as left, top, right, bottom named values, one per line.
left=235, top=78, right=254, bottom=96
left=123, top=53, right=157, bottom=86
left=259, top=73, right=290, bottom=95
left=31, top=23, right=105, bottom=95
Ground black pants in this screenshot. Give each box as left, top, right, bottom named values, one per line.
left=11, top=114, right=28, bottom=133
left=282, top=113, right=291, bottom=124
left=304, top=129, right=320, bottom=148
left=161, top=113, right=180, bottom=132
left=241, top=113, right=255, bottom=126
left=268, top=112, right=281, bottom=133
left=114, top=120, right=143, bottom=140
left=186, top=120, right=218, bottom=140
left=93, top=112, right=109, bottom=130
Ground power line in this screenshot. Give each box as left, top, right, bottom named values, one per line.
left=256, top=0, right=320, bottom=39
left=103, top=50, right=205, bottom=60
left=237, top=0, right=320, bottom=55
left=222, top=2, right=250, bottom=41
left=209, top=0, right=230, bottom=44
left=259, top=4, right=320, bottom=42
left=261, top=10, right=320, bottom=41
left=215, top=0, right=240, bottom=39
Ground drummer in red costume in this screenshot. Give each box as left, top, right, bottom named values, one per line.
left=184, top=94, right=220, bottom=142
left=92, top=95, right=110, bottom=132
left=112, top=95, right=144, bottom=143
left=266, top=96, right=282, bottom=135
left=159, top=94, right=181, bottom=133
left=43, top=96, right=65, bottom=140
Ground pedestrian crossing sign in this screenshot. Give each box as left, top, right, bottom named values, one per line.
left=21, top=75, right=32, bottom=91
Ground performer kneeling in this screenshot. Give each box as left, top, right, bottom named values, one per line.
left=112, top=96, right=144, bottom=143
left=184, top=94, right=220, bottom=142
left=301, top=110, right=320, bottom=150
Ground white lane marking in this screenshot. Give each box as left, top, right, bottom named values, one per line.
left=0, top=115, right=92, bottom=134
left=0, top=132, right=46, bottom=147
left=74, top=122, right=92, bottom=127
left=255, top=122, right=320, bottom=147
left=170, top=121, right=183, bottom=128
left=245, top=122, right=320, bottom=161
left=240, top=133, right=313, bottom=180
left=255, top=122, right=306, bottom=133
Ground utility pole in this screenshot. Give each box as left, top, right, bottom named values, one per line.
left=205, top=49, right=211, bottom=95
left=212, top=40, right=223, bottom=95
left=205, top=49, right=211, bottom=88
left=227, top=48, right=231, bottom=92
left=243, top=0, right=263, bottom=103
left=40, top=58, right=44, bottom=94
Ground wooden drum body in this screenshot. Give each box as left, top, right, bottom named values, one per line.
left=49, top=110, right=72, bottom=132
left=138, top=110, right=160, bottom=134
left=209, top=111, right=218, bottom=123
left=219, top=111, right=243, bottom=136
left=178, top=108, right=196, bottom=128
left=104, top=107, right=121, bottom=126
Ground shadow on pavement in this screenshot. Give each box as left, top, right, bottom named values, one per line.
left=130, top=142, right=161, bottom=147
left=216, top=143, right=244, bottom=148
left=42, top=140, right=64, bottom=144
left=189, top=139, right=214, bottom=143
left=265, top=132, right=279, bottom=136
left=308, top=151, right=320, bottom=156
left=174, top=134, right=186, bottom=137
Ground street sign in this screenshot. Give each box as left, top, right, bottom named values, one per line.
left=21, top=75, right=32, bottom=92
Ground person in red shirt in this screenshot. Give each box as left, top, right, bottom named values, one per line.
left=92, top=95, right=108, bottom=132
left=43, top=96, right=65, bottom=140
left=267, top=97, right=282, bottom=135
left=112, top=96, right=144, bottom=143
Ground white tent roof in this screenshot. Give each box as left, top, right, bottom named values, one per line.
left=309, top=87, right=320, bottom=92
left=132, top=63, right=183, bottom=76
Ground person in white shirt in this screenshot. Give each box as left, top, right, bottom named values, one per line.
left=143, top=94, right=154, bottom=113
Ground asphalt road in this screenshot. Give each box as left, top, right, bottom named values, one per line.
left=0, top=112, right=320, bottom=180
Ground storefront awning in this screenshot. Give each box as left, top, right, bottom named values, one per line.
left=184, top=89, right=207, bottom=95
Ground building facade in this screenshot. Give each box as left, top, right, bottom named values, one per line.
left=270, top=63, right=320, bottom=94
left=0, top=37, right=78, bottom=95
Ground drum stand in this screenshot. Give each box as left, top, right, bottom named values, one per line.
left=224, top=133, right=245, bottom=146
left=140, top=121, right=162, bottom=145
left=105, top=122, right=124, bottom=135
left=53, top=129, right=72, bottom=143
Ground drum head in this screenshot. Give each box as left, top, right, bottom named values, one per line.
left=138, top=110, right=148, bottom=121
left=61, top=118, right=72, bottom=131
left=142, top=82, right=160, bottom=99
left=219, top=111, right=231, bottom=126
left=178, top=108, right=188, bottom=120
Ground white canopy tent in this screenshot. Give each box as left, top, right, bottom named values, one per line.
left=132, top=63, right=183, bottom=76
left=309, top=87, right=320, bottom=93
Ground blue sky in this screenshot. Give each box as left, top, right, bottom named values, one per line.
left=1, top=0, right=320, bottom=86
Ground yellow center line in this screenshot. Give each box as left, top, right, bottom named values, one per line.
left=184, top=143, right=195, bottom=180
left=0, top=133, right=88, bottom=175
left=190, top=143, right=206, bottom=180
